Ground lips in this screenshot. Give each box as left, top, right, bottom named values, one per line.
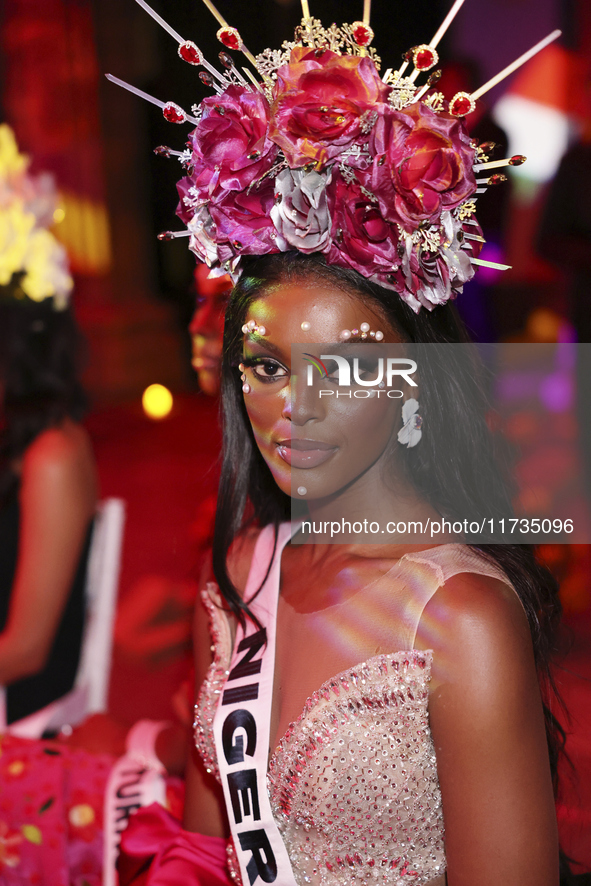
left=276, top=438, right=337, bottom=469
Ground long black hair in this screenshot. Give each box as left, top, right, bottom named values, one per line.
left=0, top=297, right=87, bottom=504
left=212, top=249, right=565, bottom=802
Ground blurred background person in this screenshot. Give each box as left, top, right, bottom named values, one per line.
left=189, top=264, right=233, bottom=398
left=0, top=123, right=97, bottom=727
left=68, top=263, right=233, bottom=765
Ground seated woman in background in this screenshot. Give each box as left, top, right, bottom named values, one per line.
left=0, top=294, right=96, bottom=725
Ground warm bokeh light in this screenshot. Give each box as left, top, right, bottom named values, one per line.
left=142, top=384, right=173, bottom=419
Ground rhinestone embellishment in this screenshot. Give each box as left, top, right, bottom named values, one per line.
left=178, top=40, right=203, bottom=65
left=449, top=92, right=476, bottom=117
left=351, top=21, right=375, bottom=47
left=162, top=101, right=187, bottom=124
left=412, top=44, right=439, bottom=71
left=216, top=26, right=242, bottom=51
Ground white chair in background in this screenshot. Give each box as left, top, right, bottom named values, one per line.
left=0, top=497, right=126, bottom=738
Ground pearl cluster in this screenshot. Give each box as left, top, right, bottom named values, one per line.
left=340, top=321, right=384, bottom=342
left=238, top=362, right=250, bottom=394
left=300, top=320, right=384, bottom=341
left=241, top=319, right=267, bottom=335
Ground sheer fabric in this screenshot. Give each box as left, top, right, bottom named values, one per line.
left=195, top=533, right=515, bottom=885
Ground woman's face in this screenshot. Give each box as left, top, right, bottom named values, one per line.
left=189, top=266, right=233, bottom=396
left=241, top=282, right=407, bottom=501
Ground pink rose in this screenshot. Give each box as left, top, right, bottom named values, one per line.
left=209, top=180, right=280, bottom=261
left=176, top=174, right=199, bottom=225
left=187, top=85, right=278, bottom=201
left=270, top=47, right=389, bottom=169
left=327, top=171, right=401, bottom=280
left=370, top=102, right=477, bottom=230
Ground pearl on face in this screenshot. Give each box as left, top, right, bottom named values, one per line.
left=300, top=320, right=311, bottom=331
left=360, top=322, right=370, bottom=333
left=242, top=321, right=267, bottom=336
left=297, top=486, right=307, bottom=495
left=375, top=330, right=384, bottom=341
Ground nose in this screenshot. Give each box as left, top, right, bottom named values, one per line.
left=284, top=371, right=324, bottom=426
left=189, top=300, right=219, bottom=338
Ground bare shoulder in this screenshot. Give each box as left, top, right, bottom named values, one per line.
left=21, top=421, right=97, bottom=514
left=23, top=420, right=95, bottom=477
left=416, top=570, right=533, bottom=691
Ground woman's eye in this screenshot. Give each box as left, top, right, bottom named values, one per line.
left=250, top=360, right=288, bottom=382
left=322, top=358, right=378, bottom=381
left=322, top=360, right=341, bottom=380
left=355, top=359, right=381, bottom=380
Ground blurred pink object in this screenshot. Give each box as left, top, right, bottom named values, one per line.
left=118, top=803, right=231, bottom=886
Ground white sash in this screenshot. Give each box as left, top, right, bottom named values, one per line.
left=102, top=719, right=169, bottom=886
left=212, top=524, right=298, bottom=886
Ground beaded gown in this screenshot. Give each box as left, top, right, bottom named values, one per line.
left=194, top=527, right=517, bottom=886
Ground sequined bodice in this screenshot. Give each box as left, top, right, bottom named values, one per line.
left=195, top=541, right=513, bottom=886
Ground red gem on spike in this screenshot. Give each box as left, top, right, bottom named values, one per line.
left=154, top=145, right=171, bottom=157
left=509, top=154, right=526, bottom=166
left=158, top=231, right=174, bottom=241
left=488, top=174, right=507, bottom=185
left=163, top=102, right=187, bottom=124
left=351, top=21, right=374, bottom=46
left=449, top=92, right=475, bottom=117
left=216, top=27, right=242, bottom=51
left=178, top=41, right=202, bottom=65
left=413, top=44, right=438, bottom=71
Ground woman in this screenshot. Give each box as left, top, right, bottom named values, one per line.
left=120, top=259, right=562, bottom=886
left=189, top=264, right=233, bottom=397
left=113, top=7, right=565, bottom=883
left=0, top=296, right=97, bottom=725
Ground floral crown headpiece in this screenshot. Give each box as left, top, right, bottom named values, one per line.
left=0, top=124, right=72, bottom=311
left=108, top=0, right=560, bottom=313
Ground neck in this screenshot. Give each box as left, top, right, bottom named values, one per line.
left=300, top=463, right=450, bottom=545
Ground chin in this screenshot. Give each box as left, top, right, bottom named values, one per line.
left=261, top=449, right=292, bottom=497
left=197, top=372, right=220, bottom=397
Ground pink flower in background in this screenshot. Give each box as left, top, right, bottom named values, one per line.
left=371, top=102, right=477, bottom=230
left=187, top=86, right=277, bottom=200
left=270, top=47, right=389, bottom=168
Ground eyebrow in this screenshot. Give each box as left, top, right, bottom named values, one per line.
left=243, top=336, right=288, bottom=361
